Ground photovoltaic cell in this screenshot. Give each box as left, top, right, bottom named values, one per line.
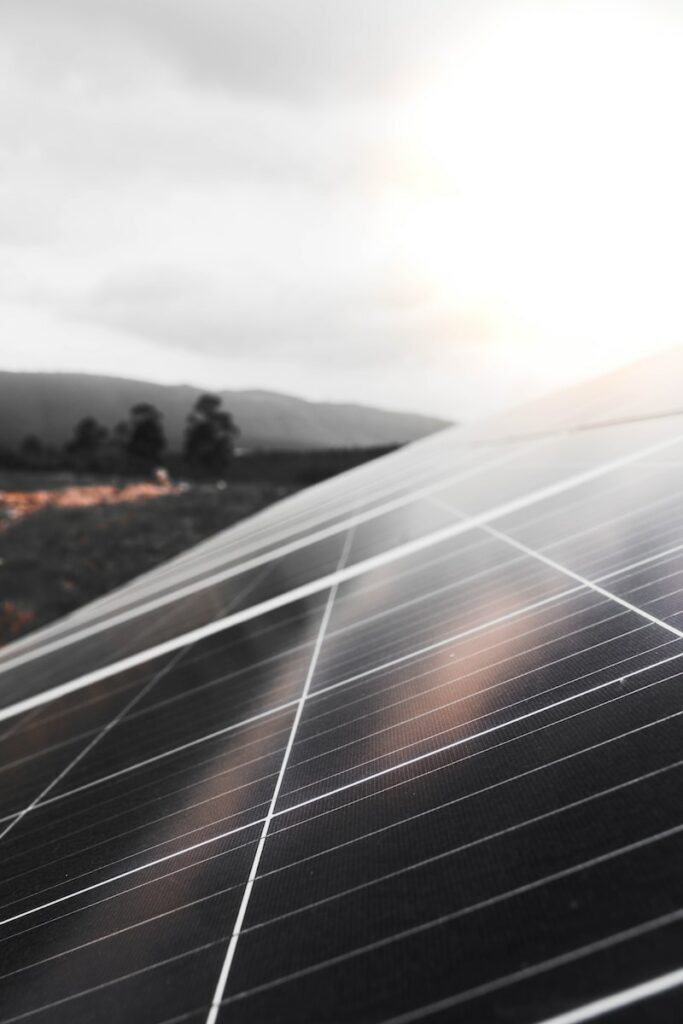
left=0, top=349, right=682, bottom=1022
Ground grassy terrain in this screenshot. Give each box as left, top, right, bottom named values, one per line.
left=0, top=476, right=292, bottom=647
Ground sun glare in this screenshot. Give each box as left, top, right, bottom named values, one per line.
left=390, top=1, right=683, bottom=380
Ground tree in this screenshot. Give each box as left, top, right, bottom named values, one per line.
left=20, top=435, right=44, bottom=465
left=20, top=434, right=46, bottom=470
left=113, top=420, right=130, bottom=446
left=65, top=416, right=108, bottom=468
left=124, top=403, right=166, bottom=467
left=183, top=393, right=239, bottom=477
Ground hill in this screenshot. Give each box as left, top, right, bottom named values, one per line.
left=0, top=372, right=450, bottom=451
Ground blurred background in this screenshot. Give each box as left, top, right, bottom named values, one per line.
left=0, top=0, right=681, bottom=643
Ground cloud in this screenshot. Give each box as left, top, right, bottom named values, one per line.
left=77, top=268, right=444, bottom=369
left=0, top=0, right=489, bottom=371
left=0, top=0, right=674, bottom=422
left=0, top=0, right=473, bottom=101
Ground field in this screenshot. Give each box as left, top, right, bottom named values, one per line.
left=0, top=474, right=293, bottom=647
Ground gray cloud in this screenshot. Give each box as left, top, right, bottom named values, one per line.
left=1, top=0, right=667, bottom=420
left=76, top=264, right=494, bottom=379
left=1, top=0, right=477, bottom=101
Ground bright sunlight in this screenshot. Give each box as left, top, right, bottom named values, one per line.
left=388, top=1, right=683, bottom=383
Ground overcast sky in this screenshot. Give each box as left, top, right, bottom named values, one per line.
left=1, top=0, right=682, bottom=420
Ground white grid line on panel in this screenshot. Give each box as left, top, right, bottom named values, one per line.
left=48, top=425, right=683, bottom=630
left=1, top=712, right=680, bottom=994
left=0, top=588, right=647, bottom=823
left=0, top=604, right=654, bottom=886
left=72, top=502, right=680, bottom=755
left=5, top=856, right=683, bottom=1024
left=0, top=564, right=279, bottom=829
left=0, top=938, right=226, bottom=1024
left=533, top=966, right=683, bottom=1024
left=285, top=622, right=660, bottom=774
left=1, top=648, right=680, bottom=933
left=204, top=528, right=353, bottom=1024
left=376, top=908, right=683, bottom=1024
left=248, top=734, right=683, bottom=934
left=0, top=645, right=191, bottom=845
left=1, top=406, right=680, bottom=667
left=59, top=409, right=683, bottom=624
left=432, top=495, right=683, bottom=640
left=1, top=666, right=674, bottom=949
left=0, top=444, right=530, bottom=677
left=279, top=639, right=678, bottom=804
left=0, top=428, right=681, bottom=712
left=0, top=544, right=602, bottom=782
left=74, top=441, right=482, bottom=617
left=218, top=826, right=683, bottom=1011
left=3, top=562, right=679, bottom=833
left=0, top=621, right=667, bottom=891
left=225, top=792, right=683, bottom=1003
left=0, top=708, right=42, bottom=747
left=263, top=695, right=683, bottom=887
left=6, top=522, right=681, bottom=815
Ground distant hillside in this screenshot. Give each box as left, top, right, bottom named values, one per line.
left=0, top=372, right=450, bottom=451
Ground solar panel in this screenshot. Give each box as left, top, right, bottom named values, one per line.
left=1, top=349, right=682, bottom=1023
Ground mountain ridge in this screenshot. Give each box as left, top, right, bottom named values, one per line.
left=0, top=371, right=450, bottom=450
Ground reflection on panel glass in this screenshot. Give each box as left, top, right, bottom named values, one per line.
left=1, top=357, right=683, bottom=1023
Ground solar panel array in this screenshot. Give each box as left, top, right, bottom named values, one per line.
left=1, top=349, right=682, bottom=1023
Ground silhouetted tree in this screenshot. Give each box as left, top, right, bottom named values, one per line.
left=0, top=445, right=20, bottom=470
left=124, top=403, right=166, bottom=467
left=20, top=435, right=44, bottom=463
left=65, top=416, right=108, bottom=468
left=183, top=393, right=239, bottom=477
left=113, top=420, right=130, bottom=446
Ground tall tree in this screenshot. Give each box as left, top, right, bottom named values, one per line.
left=183, top=393, right=239, bottom=476
left=20, top=435, right=44, bottom=465
left=65, top=416, right=108, bottom=468
left=124, top=403, right=166, bottom=467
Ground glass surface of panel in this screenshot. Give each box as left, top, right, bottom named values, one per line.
left=1, top=354, right=683, bottom=1023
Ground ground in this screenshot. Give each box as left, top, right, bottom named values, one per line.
left=0, top=474, right=293, bottom=647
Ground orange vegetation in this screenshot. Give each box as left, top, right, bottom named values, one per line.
left=0, top=481, right=183, bottom=527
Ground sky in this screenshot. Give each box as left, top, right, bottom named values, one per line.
left=1, top=0, right=682, bottom=421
